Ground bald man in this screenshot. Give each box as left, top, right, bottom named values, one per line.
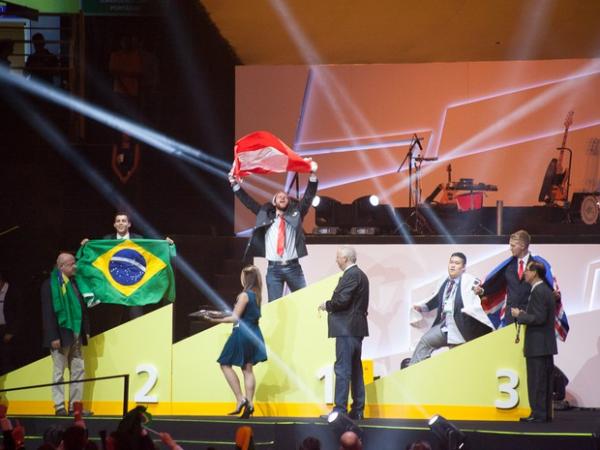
left=41, top=252, right=91, bottom=416
left=339, top=431, right=362, bottom=450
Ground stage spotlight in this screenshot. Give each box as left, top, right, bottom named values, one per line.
left=351, top=195, right=383, bottom=233
left=428, top=415, right=466, bottom=450
left=312, top=196, right=341, bottom=234
left=327, top=411, right=363, bottom=437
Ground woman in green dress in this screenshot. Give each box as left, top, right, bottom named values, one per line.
left=203, top=265, right=267, bottom=419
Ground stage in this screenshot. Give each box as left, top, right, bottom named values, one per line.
left=15, top=409, right=600, bottom=450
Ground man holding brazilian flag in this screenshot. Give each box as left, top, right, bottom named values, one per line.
left=75, top=239, right=176, bottom=308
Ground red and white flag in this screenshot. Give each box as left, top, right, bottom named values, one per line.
left=231, top=131, right=313, bottom=179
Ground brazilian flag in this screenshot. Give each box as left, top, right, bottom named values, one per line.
left=75, top=239, right=176, bottom=307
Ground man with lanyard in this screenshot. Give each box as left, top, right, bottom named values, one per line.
left=230, top=164, right=318, bottom=302
left=410, top=252, right=492, bottom=365
left=41, top=252, right=91, bottom=416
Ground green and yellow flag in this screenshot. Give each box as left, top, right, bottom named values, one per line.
left=75, top=239, right=176, bottom=307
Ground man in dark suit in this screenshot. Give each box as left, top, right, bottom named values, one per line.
left=230, top=165, right=318, bottom=302
left=319, top=246, right=369, bottom=420
left=511, top=260, right=558, bottom=423
left=410, top=252, right=493, bottom=365
left=41, top=252, right=91, bottom=416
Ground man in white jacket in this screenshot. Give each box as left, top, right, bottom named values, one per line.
left=410, top=252, right=493, bottom=365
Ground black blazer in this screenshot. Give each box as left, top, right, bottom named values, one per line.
left=426, top=278, right=492, bottom=342
left=325, top=265, right=369, bottom=338
left=41, top=277, right=90, bottom=348
left=516, top=282, right=557, bottom=358
left=234, top=179, right=318, bottom=260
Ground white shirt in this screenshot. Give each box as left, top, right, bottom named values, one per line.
left=530, top=279, right=544, bottom=294
left=518, top=253, right=530, bottom=274
left=265, top=214, right=298, bottom=262
left=441, top=276, right=466, bottom=345
left=116, top=232, right=130, bottom=240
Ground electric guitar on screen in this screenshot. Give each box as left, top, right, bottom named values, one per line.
left=538, top=111, right=574, bottom=204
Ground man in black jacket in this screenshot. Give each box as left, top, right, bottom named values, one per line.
left=410, top=252, right=493, bottom=365
left=319, top=246, right=369, bottom=420
left=511, top=260, right=558, bottom=423
left=41, top=252, right=91, bottom=416
left=230, top=167, right=318, bottom=302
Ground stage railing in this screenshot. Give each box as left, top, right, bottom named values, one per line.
left=0, top=373, right=130, bottom=417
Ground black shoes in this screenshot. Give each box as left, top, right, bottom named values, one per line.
left=319, top=410, right=365, bottom=421
left=240, top=404, right=254, bottom=419
left=228, top=398, right=248, bottom=416
left=55, top=407, right=68, bottom=416
left=519, top=415, right=549, bottom=423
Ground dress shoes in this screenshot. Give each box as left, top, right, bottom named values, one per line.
left=519, top=416, right=547, bottom=423
left=55, top=407, right=68, bottom=417
left=240, top=404, right=254, bottom=419
left=228, top=398, right=248, bottom=416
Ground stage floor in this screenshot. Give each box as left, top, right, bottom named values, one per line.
left=15, top=409, right=600, bottom=450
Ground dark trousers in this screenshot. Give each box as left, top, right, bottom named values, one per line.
left=334, top=336, right=365, bottom=414
left=265, top=261, right=307, bottom=302
left=527, top=355, right=554, bottom=420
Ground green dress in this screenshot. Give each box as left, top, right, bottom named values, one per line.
left=217, top=290, right=267, bottom=367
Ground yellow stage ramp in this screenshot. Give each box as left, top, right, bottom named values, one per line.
left=0, top=305, right=173, bottom=415
left=1, top=276, right=530, bottom=420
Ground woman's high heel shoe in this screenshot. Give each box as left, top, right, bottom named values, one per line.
left=240, top=404, right=254, bottom=419
left=227, top=398, right=248, bottom=415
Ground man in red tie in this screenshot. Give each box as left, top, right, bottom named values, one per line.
left=474, top=230, right=558, bottom=326
left=230, top=165, right=318, bottom=302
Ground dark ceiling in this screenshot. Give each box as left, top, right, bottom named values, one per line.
left=201, top=0, right=600, bottom=65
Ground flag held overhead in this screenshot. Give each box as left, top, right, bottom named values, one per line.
left=232, top=130, right=313, bottom=179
